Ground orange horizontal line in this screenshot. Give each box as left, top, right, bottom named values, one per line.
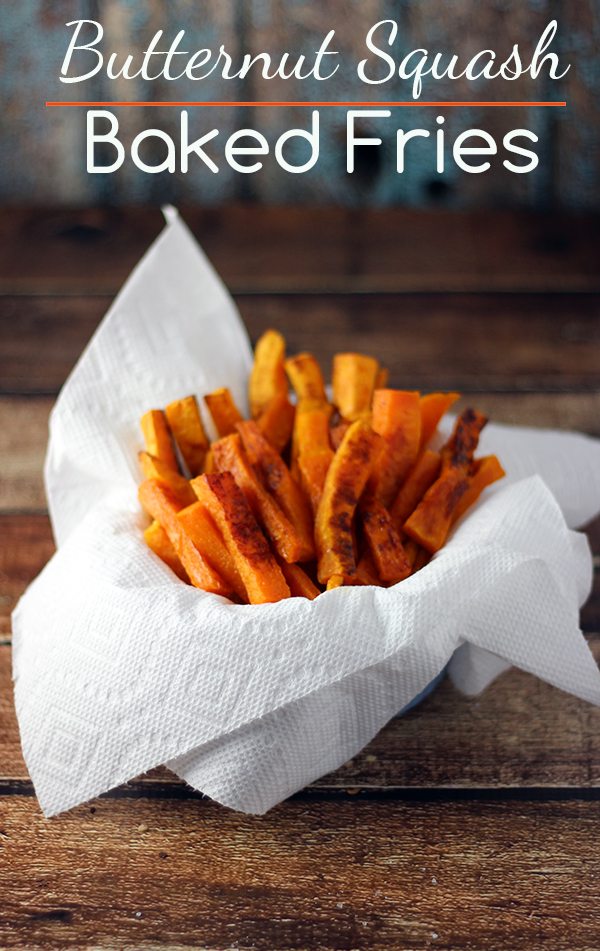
left=45, top=100, right=567, bottom=108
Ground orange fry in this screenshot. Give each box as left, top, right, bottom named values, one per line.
left=375, top=367, right=389, bottom=390
left=138, top=479, right=231, bottom=597
left=315, top=419, right=381, bottom=585
left=204, top=387, right=244, bottom=438
left=278, top=561, right=321, bottom=600
left=138, top=451, right=196, bottom=508
left=370, top=389, right=421, bottom=507
left=249, top=329, right=288, bottom=419
left=144, top=520, right=189, bottom=583
left=140, top=409, right=178, bottom=471
left=404, top=467, right=470, bottom=554
left=211, top=433, right=306, bottom=563
left=165, top=395, right=209, bottom=476
left=285, top=352, right=328, bottom=405
left=330, top=420, right=350, bottom=451
left=452, top=454, right=506, bottom=524
left=191, top=472, right=290, bottom=604
left=298, top=450, right=334, bottom=515
left=257, top=394, right=296, bottom=453
left=332, top=353, right=379, bottom=422
left=359, top=496, right=412, bottom=584
left=355, top=550, right=381, bottom=586
left=419, top=392, right=460, bottom=450
left=390, top=449, right=441, bottom=528
left=237, top=420, right=315, bottom=561
left=326, top=575, right=344, bottom=590
left=177, top=501, right=247, bottom=602
left=442, top=408, right=488, bottom=471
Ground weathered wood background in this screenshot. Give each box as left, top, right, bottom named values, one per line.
left=0, top=203, right=599, bottom=948
left=1, top=0, right=598, bottom=208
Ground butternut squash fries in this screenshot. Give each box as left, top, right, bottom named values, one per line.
left=138, top=330, right=505, bottom=602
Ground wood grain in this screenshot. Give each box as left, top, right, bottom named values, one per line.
left=0, top=207, right=598, bottom=295
left=1, top=793, right=600, bottom=951
left=2, top=293, right=600, bottom=395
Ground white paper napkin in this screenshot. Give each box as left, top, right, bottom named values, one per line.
left=12, top=209, right=600, bottom=817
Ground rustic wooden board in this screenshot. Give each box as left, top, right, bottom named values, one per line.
left=2, top=637, right=600, bottom=790
left=1, top=793, right=600, bottom=951
left=0, top=207, right=598, bottom=294
left=1, top=392, right=598, bottom=512
left=2, top=293, right=600, bottom=395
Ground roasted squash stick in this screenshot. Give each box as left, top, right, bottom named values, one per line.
left=295, top=406, right=335, bottom=513
left=177, top=501, right=247, bottom=601
left=315, top=419, right=381, bottom=585
left=359, top=495, right=412, bottom=584
left=143, top=520, right=188, bottom=582
left=191, top=472, right=290, bottom=604
left=285, top=352, right=328, bottom=405
left=204, top=387, right=244, bottom=437
left=332, top=353, right=379, bottom=422
left=419, top=392, right=460, bottom=450
left=249, top=329, right=288, bottom=419
left=237, top=420, right=315, bottom=561
left=278, top=560, right=321, bottom=600
left=451, top=454, right=505, bottom=524
left=138, top=451, right=196, bottom=507
left=405, top=409, right=488, bottom=553
left=212, top=433, right=306, bottom=563
left=257, top=393, right=296, bottom=453
left=369, top=389, right=422, bottom=507
left=165, top=395, right=209, bottom=476
left=390, top=449, right=441, bottom=529
left=140, top=409, right=178, bottom=471
left=138, top=479, right=231, bottom=596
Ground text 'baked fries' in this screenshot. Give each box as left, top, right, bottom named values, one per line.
left=137, top=331, right=505, bottom=604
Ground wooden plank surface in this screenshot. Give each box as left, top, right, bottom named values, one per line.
left=0, top=207, right=598, bottom=295
left=2, top=292, right=600, bottom=395
left=2, top=794, right=600, bottom=951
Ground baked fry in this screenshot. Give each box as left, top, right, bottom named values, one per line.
left=390, top=449, right=441, bottom=529
left=285, top=352, right=328, bottom=405
left=257, top=393, right=296, bottom=453
left=442, top=408, right=488, bottom=471
left=249, top=329, right=288, bottom=418
left=144, top=520, right=189, bottom=582
left=138, top=451, right=196, bottom=508
left=375, top=367, right=389, bottom=390
left=165, top=395, right=209, bottom=476
left=278, top=561, right=321, bottom=600
left=359, top=495, right=412, bottom=584
left=140, top=409, right=178, bottom=471
left=177, top=501, right=247, bottom=601
left=138, top=479, right=231, bottom=596
left=419, top=392, right=460, bottom=450
left=204, top=387, right=244, bottom=438
left=330, top=420, right=350, bottom=451
left=451, top=454, right=505, bottom=524
left=237, top=420, right=315, bottom=561
left=369, top=389, right=421, bottom=507
left=403, top=467, right=470, bottom=554
left=332, top=353, right=379, bottom=421
left=211, top=433, right=306, bottom=563
left=355, top=550, right=381, bottom=586
left=315, top=419, right=381, bottom=584
left=191, top=472, right=290, bottom=604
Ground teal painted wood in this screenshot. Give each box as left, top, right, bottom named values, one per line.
left=0, top=0, right=597, bottom=208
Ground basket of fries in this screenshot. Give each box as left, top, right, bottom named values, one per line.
left=12, top=208, right=600, bottom=817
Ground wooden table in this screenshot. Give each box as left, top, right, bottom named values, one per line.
left=1, top=206, right=599, bottom=950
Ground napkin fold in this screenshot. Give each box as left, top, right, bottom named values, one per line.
left=12, top=209, right=600, bottom=817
